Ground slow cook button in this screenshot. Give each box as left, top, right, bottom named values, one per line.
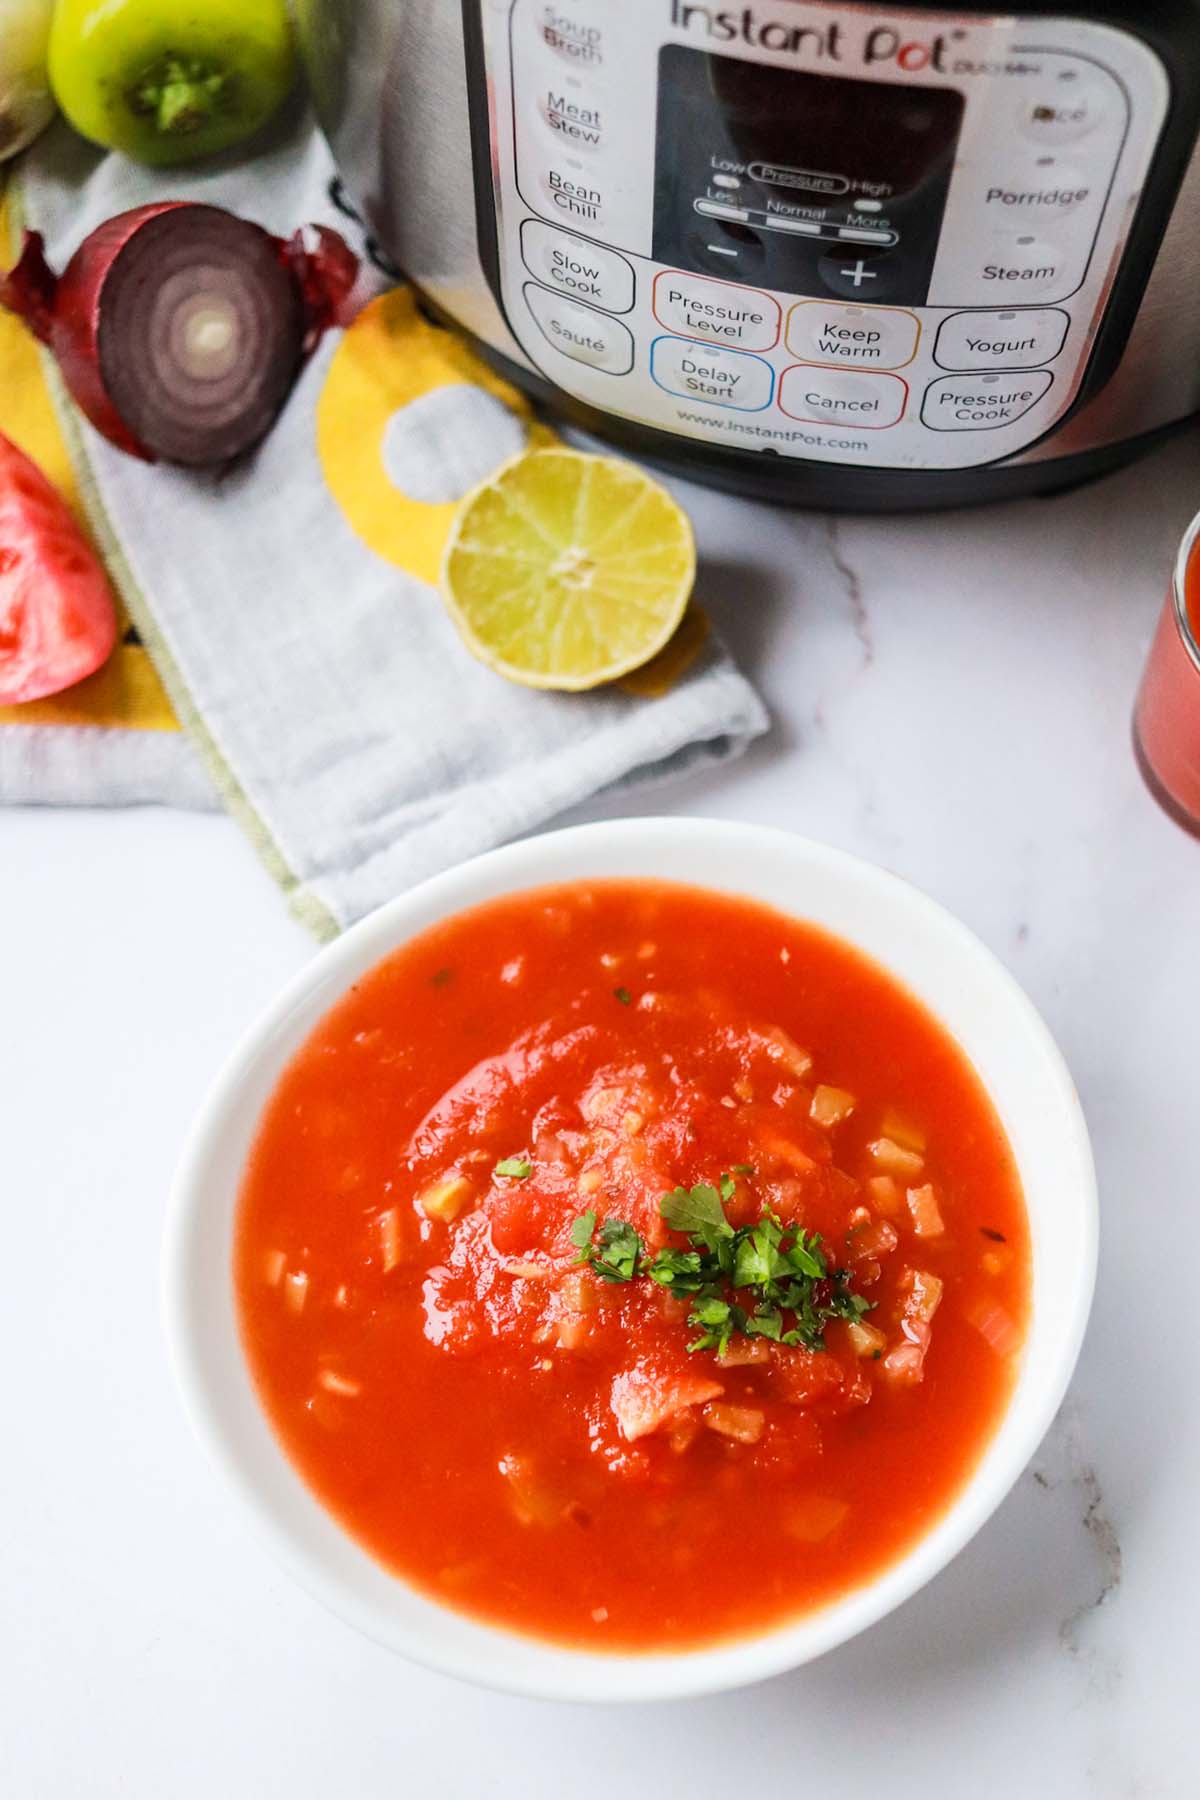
left=785, top=300, right=919, bottom=370
left=523, top=283, right=634, bottom=373
left=650, top=336, right=774, bottom=410
left=934, top=307, right=1069, bottom=371
left=778, top=365, right=908, bottom=430
left=652, top=270, right=781, bottom=352
left=520, top=220, right=634, bottom=313
left=921, top=369, right=1053, bottom=430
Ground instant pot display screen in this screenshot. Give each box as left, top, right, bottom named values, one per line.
left=653, top=45, right=964, bottom=304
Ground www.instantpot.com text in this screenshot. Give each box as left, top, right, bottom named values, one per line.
left=674, top=410, right=869, bottom=453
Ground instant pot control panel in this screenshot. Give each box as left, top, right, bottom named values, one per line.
left=472, top=2, right=1169, bottom=471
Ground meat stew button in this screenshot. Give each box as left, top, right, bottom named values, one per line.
left=778, top=365, right=907, bottom=429
left=920, top=369, right=1053, bottom=430
left=650, top=337, right=774, bottom=410
left=524, top=283, right=634, bottom=373
left=653, top=270, right=780, bottom=351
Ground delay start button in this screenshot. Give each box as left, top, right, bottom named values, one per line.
left=921, top=369, right=1053, bottom=430
left=650, top=336, right=774, bottom=410
left=653, top=269, right=781, bottom=352
left=778, top=365, right=908, bottom=430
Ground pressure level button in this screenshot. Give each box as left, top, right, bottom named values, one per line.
left=652, top=270, right=781, bottom=352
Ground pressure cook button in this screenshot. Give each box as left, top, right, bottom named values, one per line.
left=778, top=365, right=907, bottom=430
left=524, top=284, right=633, bottom=374
left=933, top=307, right=1069, bottom=371
left=520, top=221, right=634, bottom=313
left=650, top=336, right=774, bottom=411
left=786, top=300, right=919, bottom=370
left=920, top=370, right=1053, bottom=430
left=652, top=270, right=781, bottom=352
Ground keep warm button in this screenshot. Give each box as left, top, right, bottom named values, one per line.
left=921, top=369, right=1053, bottom=430
left=653, top=270, right=781, bottom=352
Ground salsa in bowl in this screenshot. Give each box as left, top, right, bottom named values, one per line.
left=164, top=820, right=1096, bottom=1701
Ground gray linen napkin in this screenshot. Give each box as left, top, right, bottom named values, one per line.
left=2, top=112, right=767, bottom=935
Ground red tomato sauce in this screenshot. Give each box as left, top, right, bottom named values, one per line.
left=235, top=881, right=1029, bottom=1651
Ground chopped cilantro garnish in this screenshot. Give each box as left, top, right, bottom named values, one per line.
left=494, top=1157, right=532, bottom=1180
left=570, top=1171, right=873, bottom=1356
left=660, top=1182, right=734, bottom=1252
left=613, top=986, right=632, bottom=1005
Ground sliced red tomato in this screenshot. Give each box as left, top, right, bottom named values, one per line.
left=0, top=432, right=117, bottom=704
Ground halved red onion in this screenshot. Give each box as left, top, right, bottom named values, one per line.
left=0, top=204, right=359, bottom=467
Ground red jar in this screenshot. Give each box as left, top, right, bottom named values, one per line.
left=1134, top=511, right=1200, bottom=837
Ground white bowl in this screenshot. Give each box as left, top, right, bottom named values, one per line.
left=163, top=818, right=1097, bottom=1703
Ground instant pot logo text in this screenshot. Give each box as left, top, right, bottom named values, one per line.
left=668, top=2, right=967, bottom=72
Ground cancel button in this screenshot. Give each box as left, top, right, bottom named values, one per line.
left=921, top=369, right=1053, bottom=430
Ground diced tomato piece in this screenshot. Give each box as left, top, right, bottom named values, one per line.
left=610, top=1360, right=724, bottom=1441
left=771, top=1347, right=845, bottom=1408
left=0, top=432, right=117, bottom=703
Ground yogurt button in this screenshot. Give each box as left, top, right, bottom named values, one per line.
left=778, top=366, right=907, bottom=429
left=934, top=308, right=1069, bottom=371
left=523, top=283, right=634, bottom=373
left=521, top=220, right=634, bottom=313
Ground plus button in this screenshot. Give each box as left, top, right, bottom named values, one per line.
left=845, top=259, right=877, bottom=288
left=818, top=247, right=895, bottom=299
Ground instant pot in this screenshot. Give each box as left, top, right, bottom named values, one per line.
left=298, top=2, right=1200, bottom=509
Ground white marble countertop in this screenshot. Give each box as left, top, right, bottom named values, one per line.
left=4, top=429, right=1199, bottom=1797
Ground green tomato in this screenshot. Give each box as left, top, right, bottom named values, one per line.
left=48, top=0, right=296, bottom=166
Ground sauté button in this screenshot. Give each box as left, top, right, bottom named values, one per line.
left=934, top=308, right=1068, bottom=371
left=650, top=337, right=774, bottom=410
left=778, top=365, right=907, bottom=429
left=520, top=220, right=634, bottom=313
left=786, top=300, right=919, bottom=370
left=920, top=370, right=1053, bottom=430
left=524, top=284, right=634, bottom=373
left=652, top=270, right=780, bottom=352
